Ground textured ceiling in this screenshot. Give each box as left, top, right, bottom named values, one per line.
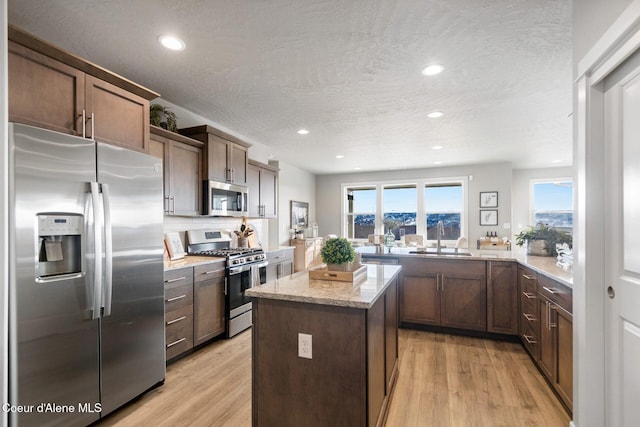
left=8, top=0, right=572, bottom=175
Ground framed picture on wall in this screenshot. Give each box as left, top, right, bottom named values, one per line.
left=480, top=210, right=498, bottom=226
left=480, top=191, right=498, bottom=208
left=291, top=200, right=309, bottom=228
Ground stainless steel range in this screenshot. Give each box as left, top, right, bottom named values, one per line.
left=186, top=230, right=267, bottom=337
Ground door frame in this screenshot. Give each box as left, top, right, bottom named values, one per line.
left=575, top=1, right=640, bottom=426
left=2, top=3, right=9, bottom=427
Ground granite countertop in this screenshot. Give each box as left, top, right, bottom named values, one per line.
left=245, top=264, right=402, bottom=309
left=164, top=255, right=225, bottom=271
left=356, top=246, right=573, bottom=288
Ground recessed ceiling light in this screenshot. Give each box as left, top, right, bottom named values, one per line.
left=297, top=129, right=309, bottom=135
left=158, top=34, right=186, bottom=51
left=432, top=145, right=443, bottom=150
left=428, top=111, right=444, bottom=118
left=551, top=159, right=562, bottom=163
left=421, top=64, right=444, bottom=76
left=336, top=154, right=345, bottom=159
left=354, top=167, right=362, bottom=170
left=434, top=161, right=443, bottom=165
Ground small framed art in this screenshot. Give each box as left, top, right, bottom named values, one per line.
left=164, top=232, right=186, bottom=260
left=480, top=191, right=498, bottom=208
left=480, top=210, right=498, bottom=226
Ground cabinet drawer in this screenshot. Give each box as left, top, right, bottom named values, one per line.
left=538, top=275, right=572, bottom=313
left=164, top=267, right=193, bottom=287
left=165, top=305, right=194, bottom=360
left=520, top=320, right=538, bottom=357
left=194, top=262, right=226, bottom=283
left=266, top=249, right=294, bottom=264
left=519, top=267, right=537, bottom=294
left=165, top=282, right=193, bottom=312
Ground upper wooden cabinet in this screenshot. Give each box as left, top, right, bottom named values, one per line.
left=179, top=125, right=251, bottom=185
left=247, top=160, right=278, bottom=218
left=7, top=26, right=158, bottom=153
left=150, top=126, right=204, bottom=216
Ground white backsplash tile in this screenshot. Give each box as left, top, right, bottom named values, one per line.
left=163, top=216, right=268, bottom=249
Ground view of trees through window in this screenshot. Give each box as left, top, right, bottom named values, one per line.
left=532, top=181, right=573, bottom=230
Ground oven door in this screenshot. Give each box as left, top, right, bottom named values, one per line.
left=227, top=264, right=253, bottom=315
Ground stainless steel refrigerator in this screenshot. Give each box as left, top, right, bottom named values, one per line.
left=8, top=123, right=166, bottom=426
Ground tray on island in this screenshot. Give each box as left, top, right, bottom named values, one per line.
left=309, top=263, right=367, bottom=284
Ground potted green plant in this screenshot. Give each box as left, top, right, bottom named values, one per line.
left=321, top=237, right=356, bottom=271
left=150, top=104, right=178, bottom=132
left=514, top=223, right=572, bottom=257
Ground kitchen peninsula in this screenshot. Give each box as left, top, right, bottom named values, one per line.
left=246, top=264, right=401, bottom=427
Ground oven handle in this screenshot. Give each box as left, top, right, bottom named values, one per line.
left=228, top=261, right=269, bottom=275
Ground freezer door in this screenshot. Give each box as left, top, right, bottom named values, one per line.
left=96, top=142, right=165, bottom=416
left=9, top=123, right=101, bottom=427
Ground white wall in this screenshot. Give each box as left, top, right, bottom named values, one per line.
left=316, top=162, right=513, bottom=244
left=573, top=0, right=633, bottom=76
left=276, top=161, right=317, bottom=246
left=1, top=1, right=9, bottom=425
left=511, top=167, right=573, bottom=235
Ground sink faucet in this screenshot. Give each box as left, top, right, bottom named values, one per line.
left=436, top=220, right=445, bottom=254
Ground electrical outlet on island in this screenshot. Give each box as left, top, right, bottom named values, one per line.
left=298, top=333, right=312, bottom=359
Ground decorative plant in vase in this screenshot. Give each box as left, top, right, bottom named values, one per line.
left=150, top=103, right=178, bottom=132
left=514, top=222, right=572, bottom=257
left=321, top=237, right=356, bottom=271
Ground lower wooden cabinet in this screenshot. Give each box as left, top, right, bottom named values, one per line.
left=193, top=262, right=226, bottom=345
left=164, top=267, right=194, bottom=361
left=399, top=258, right=486, bottom=331
left=487, top=261, right=518, bottom=334
left=537, top=275, right=573, bottom=412
left=265, top=248, right=294, bottom=282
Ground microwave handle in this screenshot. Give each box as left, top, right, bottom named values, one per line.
left=237, top=193, right=244, bottom=212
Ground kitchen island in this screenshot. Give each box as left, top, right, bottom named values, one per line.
left=246, top=264, right=401, bottom=427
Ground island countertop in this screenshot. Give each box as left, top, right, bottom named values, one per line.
left=245, top=264, right=402, bottom=309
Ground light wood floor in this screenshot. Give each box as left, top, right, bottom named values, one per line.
left=99, top=329, right=571, bottom=427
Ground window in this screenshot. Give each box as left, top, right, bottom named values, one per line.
left=383, top=185, right=417, bottom=240
left=343, top=177, right=468, bottom=244
left=424, top=183, right=463, bottom=241
left=531, top=180, right=573, bottom=230
left=346, top=187, right=376, bottom=239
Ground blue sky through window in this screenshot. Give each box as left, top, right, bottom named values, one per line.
left=533, top=182, right=573, bottom=211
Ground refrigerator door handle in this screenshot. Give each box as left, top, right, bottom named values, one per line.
left=90, top=182, right=103, bottom=320
left=102, top=183, right=113, bottom=317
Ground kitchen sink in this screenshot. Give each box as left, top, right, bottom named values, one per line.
left=408, top=250, right=473, bottom=257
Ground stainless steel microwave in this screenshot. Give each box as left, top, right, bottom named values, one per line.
left=203, top=180, right=248, bottom=217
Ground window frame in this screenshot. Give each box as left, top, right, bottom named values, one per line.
left=342, top=176, right=468, bottom=246
left=529, top=177, right=574, bottom=231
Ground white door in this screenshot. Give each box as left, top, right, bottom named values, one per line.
left=604, top=47, right=640, bottom=427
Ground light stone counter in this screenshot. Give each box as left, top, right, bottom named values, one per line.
left=245, top=264, right=402, bottom=309
left=163, top=255, right=225, bottom=271
left=356, top=246, right=573, bottom=288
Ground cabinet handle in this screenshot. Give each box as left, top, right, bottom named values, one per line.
left=523, top=313, right=536, bottom=322
left=547, top=301, right=557, bottom=329
left=81, top=109, right=86, bottom=138
left=170, top=196, right=175, bottom=214
left=166, top=315, right=186, bottom=325
left=542, top=286, right=560, bottom=295
left=165, top=276, right=187, bottom=284
left=522, top=274, right=535, bottom=280
left=523, top=335, right=537, bottom=345
left=522, top=291, right=537, bottom=299
left=166, top=294, right=187, bottom=303
left=87, top=112, right=95, bottom=139
left=167, top=337, right=186, bottom=348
